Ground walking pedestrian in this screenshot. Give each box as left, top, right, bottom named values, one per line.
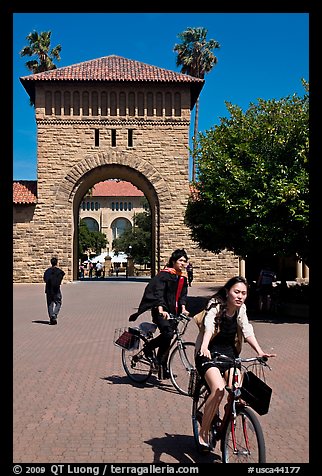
left=257, top=265, right=277, bottom=312
left=43, top=257, right=65, bottom=325
left=186, top=262, right=193, bottom=286
left=129, top=249, right=190, bottom=379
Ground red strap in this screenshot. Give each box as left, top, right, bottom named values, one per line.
left=175, top=276, right=184, bottom=314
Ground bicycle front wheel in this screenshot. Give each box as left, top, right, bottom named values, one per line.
left=169, top=341, right=195, bottom=396
left=121, top=335, right=153, bottom=383
left=221, top=406, right=266, bottom=463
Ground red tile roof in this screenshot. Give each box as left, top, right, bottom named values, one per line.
left=20, top=55, right=204, bottom=84
left=20, top=55, right=204, bottom=107
left=13, top=181, right=37, bottom=204
left=91, top=180, right=144, bottom=197
left=13, top=180, right=144, bottom=204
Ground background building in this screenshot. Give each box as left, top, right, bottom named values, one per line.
left=79, top=179, right=146, bottom=254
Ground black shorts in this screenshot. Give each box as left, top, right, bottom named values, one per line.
left=195, top=351, right=240, bottom=380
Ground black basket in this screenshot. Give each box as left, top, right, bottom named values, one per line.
left=114, top=327, right=140, bottom=351
left=240, top=370, right=272, bottom=415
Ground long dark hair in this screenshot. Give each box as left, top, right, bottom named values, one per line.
left=208, top=276, right=249, bottom=329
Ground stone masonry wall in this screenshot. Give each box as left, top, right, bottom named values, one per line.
left=13, top=83, right=239, bottom=283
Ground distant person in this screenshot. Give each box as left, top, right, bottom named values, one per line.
left=89, top=262, right=94, bottom=279
left=186, top=262, right=193, bottom=287
left=79, top=264, right=84, bottom=279
left=43, top=257, right=65, bottom=325
left=96, top=261, right=103, bottom=278
left=257, top=265, right=277, bottom=312
left=129, top=249, right=190, bottom=379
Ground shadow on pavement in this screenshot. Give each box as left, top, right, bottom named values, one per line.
left=102, top=374, right=183, bottom=394
left=144, top=432, right=221, bottom=464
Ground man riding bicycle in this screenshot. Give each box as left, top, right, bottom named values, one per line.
left=129, top=249, right=190, bottom=379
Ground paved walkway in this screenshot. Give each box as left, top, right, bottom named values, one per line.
left=13, top=279, right=309, bottom=464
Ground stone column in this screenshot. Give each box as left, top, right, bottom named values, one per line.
left=296, top=260, right=303, bottom=280
left=127, top=256, right=134, bottom=277
left=239, top=258, right=246, bottom=278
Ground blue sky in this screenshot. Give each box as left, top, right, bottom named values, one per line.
left=13, top=12, right=309, bottom=181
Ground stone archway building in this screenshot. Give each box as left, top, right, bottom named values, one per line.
left=14, top=55, right=239, bottom=283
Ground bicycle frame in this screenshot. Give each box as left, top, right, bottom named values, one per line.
left=121, top=312, right=195, bottom=395
left=194, top=353, right=270, bottom=462
left=166, top=314, right=192, bottom=367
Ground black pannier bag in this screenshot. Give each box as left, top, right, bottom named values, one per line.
left=240, top=370, right=272, bottom=415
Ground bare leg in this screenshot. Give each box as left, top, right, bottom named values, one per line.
left=199, top=367, right=225, bottom=446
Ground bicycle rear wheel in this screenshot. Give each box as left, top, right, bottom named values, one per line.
left=121, top=335, right=153, bottom=383
left=221, top=406, right=266, bottom=463
left=168, top=341, right=195, bottom=396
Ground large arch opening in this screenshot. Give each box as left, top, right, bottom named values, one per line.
left=72, top=164, right=160, bottom=281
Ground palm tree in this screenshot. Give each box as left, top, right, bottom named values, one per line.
left=20, top=30, right=62, bottom=74
left=174, top=27, right=220, bottom=181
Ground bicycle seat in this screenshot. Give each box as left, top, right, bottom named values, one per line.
left=139, top=322, right=158, bottom=335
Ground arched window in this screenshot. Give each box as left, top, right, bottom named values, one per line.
left=63, top=91, right=71, bottom=116
left=101, top=92, right=107, bottom=116
left=45, top=91, right=52, bottom=115
left=73, top=91, right=80, bottom=116
left=110, top=92, right=117, bottom=116
left=147, top=92, right=153, bottom=116
left=165, top=92, right=172, bottom=116
left=119, top=92, right=126, bottom=116
left=92, top=91, right=99, bottom=116
left=81, top=217, right=99, bottom=232
left=82, top=92, right=89, bottom=116
left=174, top=92, right=181, bottom=117
left=138, top=92, right=144, bottom=116
left=111, top=218, right=132, bottom=240
left=128, top=92, right=135, bottom=116
left=54, top=91, right=61, bottom=115
left=156, top=92, right=163, bottom=116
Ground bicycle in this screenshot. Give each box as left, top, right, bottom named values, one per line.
left=114, top=313, right=195, bottom=396
left=190, top=352, right=272, bottom=463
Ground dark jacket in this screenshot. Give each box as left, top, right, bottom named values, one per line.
left=129, top=269, right=188, bottom=321
left=44, top=266, right=65, bottom=295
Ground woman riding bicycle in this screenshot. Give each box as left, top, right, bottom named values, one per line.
left=129, top=249, right=190, bottom=379
left=195, top=276, right=276, bottom=452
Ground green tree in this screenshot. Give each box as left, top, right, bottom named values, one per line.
left=185, top=85, right=309, bottom=265
left=78, top=220, right=107, bottom=256
left=174, top=27, right=220, bottom=181
left=112, top=211, right=152, bottom=265
left=20, top=30, right=62, bottom=74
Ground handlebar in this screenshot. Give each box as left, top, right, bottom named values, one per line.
left=168, top=312, right=191, bottom=322
left=202, top=352, right=272, bottom=370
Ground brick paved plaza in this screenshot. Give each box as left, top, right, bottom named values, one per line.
left=13, top=279, right=309, bottom=464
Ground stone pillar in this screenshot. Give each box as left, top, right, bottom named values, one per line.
left=239, top=258, right=246, bottom=278
left=105, top=255, right=112, bottom=277
left=127, top=256, right=134, bottom=277
left=303, top=264, right=309, bottom=281
left=296, top=260, right=303, bottom=280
